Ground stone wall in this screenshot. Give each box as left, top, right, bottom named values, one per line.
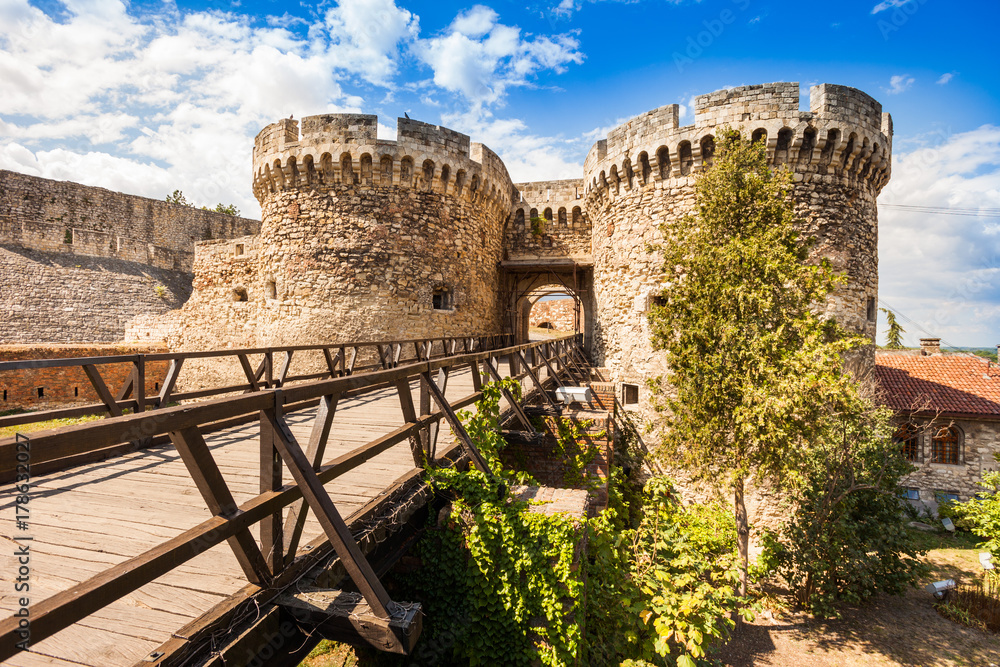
left=505, top=179, right=591, bottom=261
left=900, top=417, right=1000, bottom=507
left=0, top=343, right=168, bottom=410
left=529, top=299, right=576, bottom=331
left=0, top=170, right=259, bottom=273
left=0, top=245, right=192, bottom=343
left=151, top=114, right=515, bottom=358
left=584, top=82, right=890, bottom=428
left=0, top=169, right=260, bottom=344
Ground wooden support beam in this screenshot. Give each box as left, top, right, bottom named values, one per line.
left=278, top=589, right=421, bottom=655
left=156, top=358, right=183, bottom=408
left=394, top=379, right=424, bottom=467
left=169, top=426, right=272, bottom=586
left=482, top=357, right=534, bottom=432
left=238, top=353, right=262, bottom=392
left=426, top=367, right=450, bottom=455
left=538, top=349, right=565, bottom=389
left=260, top=406, right=284, bottom=574
left=278, top=351, right=294, bottom=387
left=516, top=350, right=560, bottom=410
left=282, top=394, right=339, bottom=558
left=82, top=364, right=123, bottom=417
left=262, top=409, right=393, bottom=618
left=421, top=372, right=491, bottom=473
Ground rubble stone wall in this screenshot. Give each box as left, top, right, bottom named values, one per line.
left=505, top=179, right=592, bottom=260
left=901, top=417, right=1000, bottom=507
left=529, top=299, right=576, bottom=331
left=585, top=82, right=891, bottom=427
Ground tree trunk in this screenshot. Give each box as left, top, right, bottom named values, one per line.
left=734, top=476, right=749, bottom=598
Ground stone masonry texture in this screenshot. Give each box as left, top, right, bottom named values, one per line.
left=0, top=169, right=259, bottom=344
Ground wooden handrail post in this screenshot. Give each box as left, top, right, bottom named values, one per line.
left=260, top=394, right=284, bottom=574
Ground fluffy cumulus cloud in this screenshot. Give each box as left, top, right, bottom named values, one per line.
left=877, top=125, right=1000, bottom=347
left=413, top=5, right=583, bottom=110
left=0, top=0, right=583, bottom=216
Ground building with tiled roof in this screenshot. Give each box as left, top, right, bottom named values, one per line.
left=874, top=338, right=1000, bottom=508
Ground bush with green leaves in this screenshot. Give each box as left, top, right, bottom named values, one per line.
left=585, top=477, right=747, bottom=666
left=761, top=399, right=927, bottom=616
left=956, top=453, right=1000, bottom=559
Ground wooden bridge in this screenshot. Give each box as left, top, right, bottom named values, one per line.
left=0, top=334, right=591, bottom=666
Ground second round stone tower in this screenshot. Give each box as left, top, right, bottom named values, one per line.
left=244, top=114, right=514, bottom=345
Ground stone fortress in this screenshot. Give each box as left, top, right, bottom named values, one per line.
left=1, top=82, right=892, bottom=425
left=137, top=81, right=891, bottom=422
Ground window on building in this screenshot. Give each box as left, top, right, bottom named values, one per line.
left=900, top=488, right=920, bottom=501
left=622, top=383, right=639, bottom=406
left=36, top=387, right=44, bottom=399
left=2, top=390, right=6, bottom=402
left=935, top=490, right=960, bottom=503
left=232, top=287, right=248, bottom=302
left=265, top=280, right=277, bottom=300
left=867, top=296, right=877, bottom=322
left=893, top=423, right=921, bottom=462
left=931, top=425, right=961, bottom=465
left=433, top=288, right=453, bottom=311
left=235, top=243, right=244, bottom=256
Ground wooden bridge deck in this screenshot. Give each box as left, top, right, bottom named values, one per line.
left=0, top=369, right=490, bottom=667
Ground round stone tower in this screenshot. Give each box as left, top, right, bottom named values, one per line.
left=583, top=82, right=892, bottom=413
left=208, top=113, right=516, bottom=346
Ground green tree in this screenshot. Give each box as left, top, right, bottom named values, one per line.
left=881, top=307, right=905, bottom=349
left=211, top=203, right=240, bottom=216
left=165, top=189, right=190, bottom=206
left=648, top=128, right=865, bottom=595
left=957, top=453, right=1000, bottom=559
left=761, top=395, right=925, bottom=615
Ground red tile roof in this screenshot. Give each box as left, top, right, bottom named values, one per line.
left=874, top=352, right=1000, bottom=416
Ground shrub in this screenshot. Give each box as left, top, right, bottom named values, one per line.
left=937, top=573, right=1000, bottom=633
left=955, top=454, right=1000, bottom=560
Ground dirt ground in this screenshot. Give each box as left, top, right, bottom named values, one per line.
left=719, top=531, right=1000, bottom=666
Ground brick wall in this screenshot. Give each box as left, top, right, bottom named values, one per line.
left=501, top=407, right=614, bottom=513
left=0, top=344, right=169, bottom=411
left=529, top=299, right=576, bottom=331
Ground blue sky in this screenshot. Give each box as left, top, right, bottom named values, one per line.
left=1, top=0, right=999, bottom=346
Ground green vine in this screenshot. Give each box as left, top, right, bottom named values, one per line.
left=386, top=380, right=746, bottom=667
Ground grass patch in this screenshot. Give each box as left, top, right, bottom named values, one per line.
left=0, top=412, right=104, bottom=439
left=937, top=573, right=1000, bottom=633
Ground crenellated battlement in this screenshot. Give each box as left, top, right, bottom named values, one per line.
left=252, top=113, right=516, bottom=219
left=584, top=82, right=893, bottom=201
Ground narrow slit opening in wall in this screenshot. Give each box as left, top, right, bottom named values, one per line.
left=74, top=387, right=78, bottom=397
left=622, top=383, right=639, bottom=406
left=2, top=390, right=6, bottom=401
left=235, top=243, right=244, bottom=256
left=867, top=296, right=877, bottom=322
left=433, top=288, right=453, bottom=311
left=64, top=228, right=73, bottom=244
left=37, top=387, right=44, bottom=399
left=155, top=382, right=159, bottom=391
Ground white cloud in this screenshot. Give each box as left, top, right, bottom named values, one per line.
left=871, top=0, right=910, bottom=14
left=937, top=72, right=955, bottom=85
left=877, top=125, right=1000, bottom=347
left=414, top=11, right=582, bottom=110
left=885, top=74, right=915, bottom=95
left=0, top=0, right=584, bottom=217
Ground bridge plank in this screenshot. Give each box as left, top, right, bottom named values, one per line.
left=0, top=362, right=507, bottom=666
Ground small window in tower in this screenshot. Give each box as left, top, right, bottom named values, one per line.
left=74, top=387, right=79, bottom=397
left=235, top=243, right=245, bottom=256
left=37, top=387, right=44, bottom=399
left=2, top=389, right=7, bottom=401
left=232, top=287, right=248, bottom=302
left=266, top=280, right=277, bottom=300
left=867, top=296, right=876, bottom=322
left=622, top=383, right=639, bottom=406
left=433, top=288, right=453, bottom=311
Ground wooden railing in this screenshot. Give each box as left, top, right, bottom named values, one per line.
left=0, top=334, right=592, bottom=662
left=0, top=334, right=513, bottom=480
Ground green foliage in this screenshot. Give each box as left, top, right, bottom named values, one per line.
left=165, top=189, right=190, bottom=206
left=647, top=127, right=865, bottom=591
left=880, top=308, right=905, bottom=349
left=936, top=572, right=1000, bottom=633
left=585, top=477, right=747, bottom=666
left=209, top=203, right=241, bottom=216
left=551, top=417, right=599, bottom=488
left=955, top=454, right=1000, bottom=559
left=165, top=189, right=239, bottom=216
left=761, top=400, right=927, bottom=616
left=153, top=284, right=168, bottom=299
left=530, top=216, right=546, bottom=236
left=937, top=498, right=977, bottom=531
left=456, top=378, right=534, bottom=485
